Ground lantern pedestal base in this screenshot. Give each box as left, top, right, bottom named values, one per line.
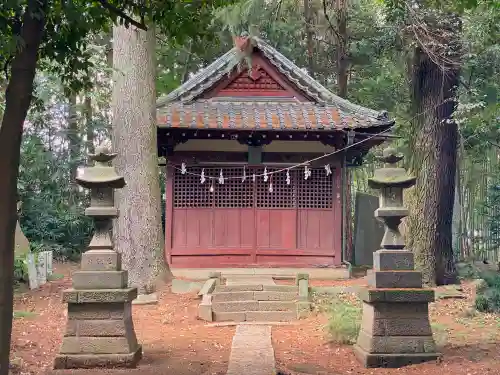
left=353, top=345, right=440, bottom=368
left=354, top=287, right=440, bottom=368
left=54, top=345, right=142, bottom=369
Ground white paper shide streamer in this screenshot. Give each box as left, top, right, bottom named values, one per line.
left=304, top=165, right=312, bottom=180
left=218, top=169, right=225, bottom=184
left=325, top=164, right=332, bottom=176
left=200, top=168, right=206, bottom=184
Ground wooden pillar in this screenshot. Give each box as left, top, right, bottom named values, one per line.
left=333, top=160, right=343, bottom=266
left=164, top=165, right=174, bottom=266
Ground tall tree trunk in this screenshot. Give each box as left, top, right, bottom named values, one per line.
left=112, top=24, right=171, bottom=297
left=406, top=14, right=461, bottom=285
left=303, top=0, right=315, bottom=77
left=84, top=95, right=95, bottom=157
left=335, top=0, right=348, bottom=98
left=67, top=93, right=79, bottom=193
left=0, top=1, right=46, bottom=372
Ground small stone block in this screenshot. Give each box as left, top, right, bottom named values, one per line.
left=72, top=270, right=127, bottom=290
left=295, top=273, right=309, bottom=285
left=298, top=279, right=309, bottom=301
left=198, top=294, right=213, bottom=322
left=373, top=250, right=414, bottom=271
left=208, top=271, right=221, bottom=279
left=65, top=319, right=128, bottom=337
left=213, top=312, right=246, bottom=322
left=368, top=271, right=422, bottom=288
left=53, top=345, right=142, bottom=369
left=62, top=288, right=137, bottom=304
left=359, top=288, right=435, bottom=303
left=296, top=301, right=311, bottom=319
left=198, top=279, right=217, bottom=297
left=67, top=303, right=131, bottom=320
left=81, top=250, right=121, bottom=271
left=353, top=345, right=440, bottom=368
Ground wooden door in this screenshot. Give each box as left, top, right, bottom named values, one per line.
left=254, top=168, right=297, bottom=264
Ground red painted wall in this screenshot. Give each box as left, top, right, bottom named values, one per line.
left=164, top=164, right=342, bottom=268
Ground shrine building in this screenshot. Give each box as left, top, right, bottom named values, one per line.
left=156, top=35, right=394, bottom=270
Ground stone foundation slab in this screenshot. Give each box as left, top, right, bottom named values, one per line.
left=353, top=344, right=440, bottom=368
left=54, top=345, right=142, bottom=369
left=60, top=336, right=138, bottom=354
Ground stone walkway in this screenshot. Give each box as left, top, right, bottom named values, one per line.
left=226, top=325, right=275, bottom=375
left=224, top=276, right=277, bottom=374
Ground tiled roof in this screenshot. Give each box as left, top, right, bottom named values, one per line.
left=157, top=100, right=392, bottom=131
left=156, top=35, right=393, bottom=131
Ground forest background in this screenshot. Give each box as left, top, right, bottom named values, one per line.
left=2, top=0, right=499, bottom=288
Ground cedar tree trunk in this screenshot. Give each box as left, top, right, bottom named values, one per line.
left=406, top=15, right=461, bottom=285
left=112, top=24, right=171, bottom=295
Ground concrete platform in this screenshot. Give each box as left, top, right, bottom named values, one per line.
left=172, top=267, right=350, bottom=280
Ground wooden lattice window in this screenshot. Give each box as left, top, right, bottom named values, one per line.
left=173, top=167, right=213, bottom=208
left=214, top=167, right=253, bottom=208
left=173, top=166, right=334, bottom=209
left=256, top=168, right=296, bottom=208
left=297, top=168, right=334, bottom=209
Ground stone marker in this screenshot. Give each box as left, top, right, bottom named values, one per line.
left=353, top=147, right=439, bottom=368
left=14, top=202, right=30, bottom=255
left=36, top=251, right=47, bottom=286
left=26, top=253, right=39, bottom=290
left=54, top=147, right=141, bottom=369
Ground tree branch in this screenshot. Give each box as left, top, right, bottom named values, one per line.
left=322, top=0, right=343, bottom=47
left=98, top=0, right=148, bottom=30
left=487, top=140, right=500, bottom=149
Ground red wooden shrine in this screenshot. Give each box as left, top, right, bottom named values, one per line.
left=156, top=35, right=394, bottom=269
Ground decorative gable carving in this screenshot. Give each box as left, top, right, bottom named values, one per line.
left=217, top=64, right=286, bottom=96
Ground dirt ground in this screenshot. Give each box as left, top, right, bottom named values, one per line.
left=10, top=263, right=500, bottom=375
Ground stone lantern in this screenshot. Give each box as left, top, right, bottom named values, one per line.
left=54, top=147, right=142, bottom=369
left=353, top=147, right=439, bottom=367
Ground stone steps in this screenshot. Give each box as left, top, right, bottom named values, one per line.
left=214, top=310, right=296, bottom=322
left=212, top=291, right=298, bottom=302
left=198, top=276, right=311, bottom=323
left=213, top=300, right=297, bottom=312
left=214, top=284, right=298, bottom=293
